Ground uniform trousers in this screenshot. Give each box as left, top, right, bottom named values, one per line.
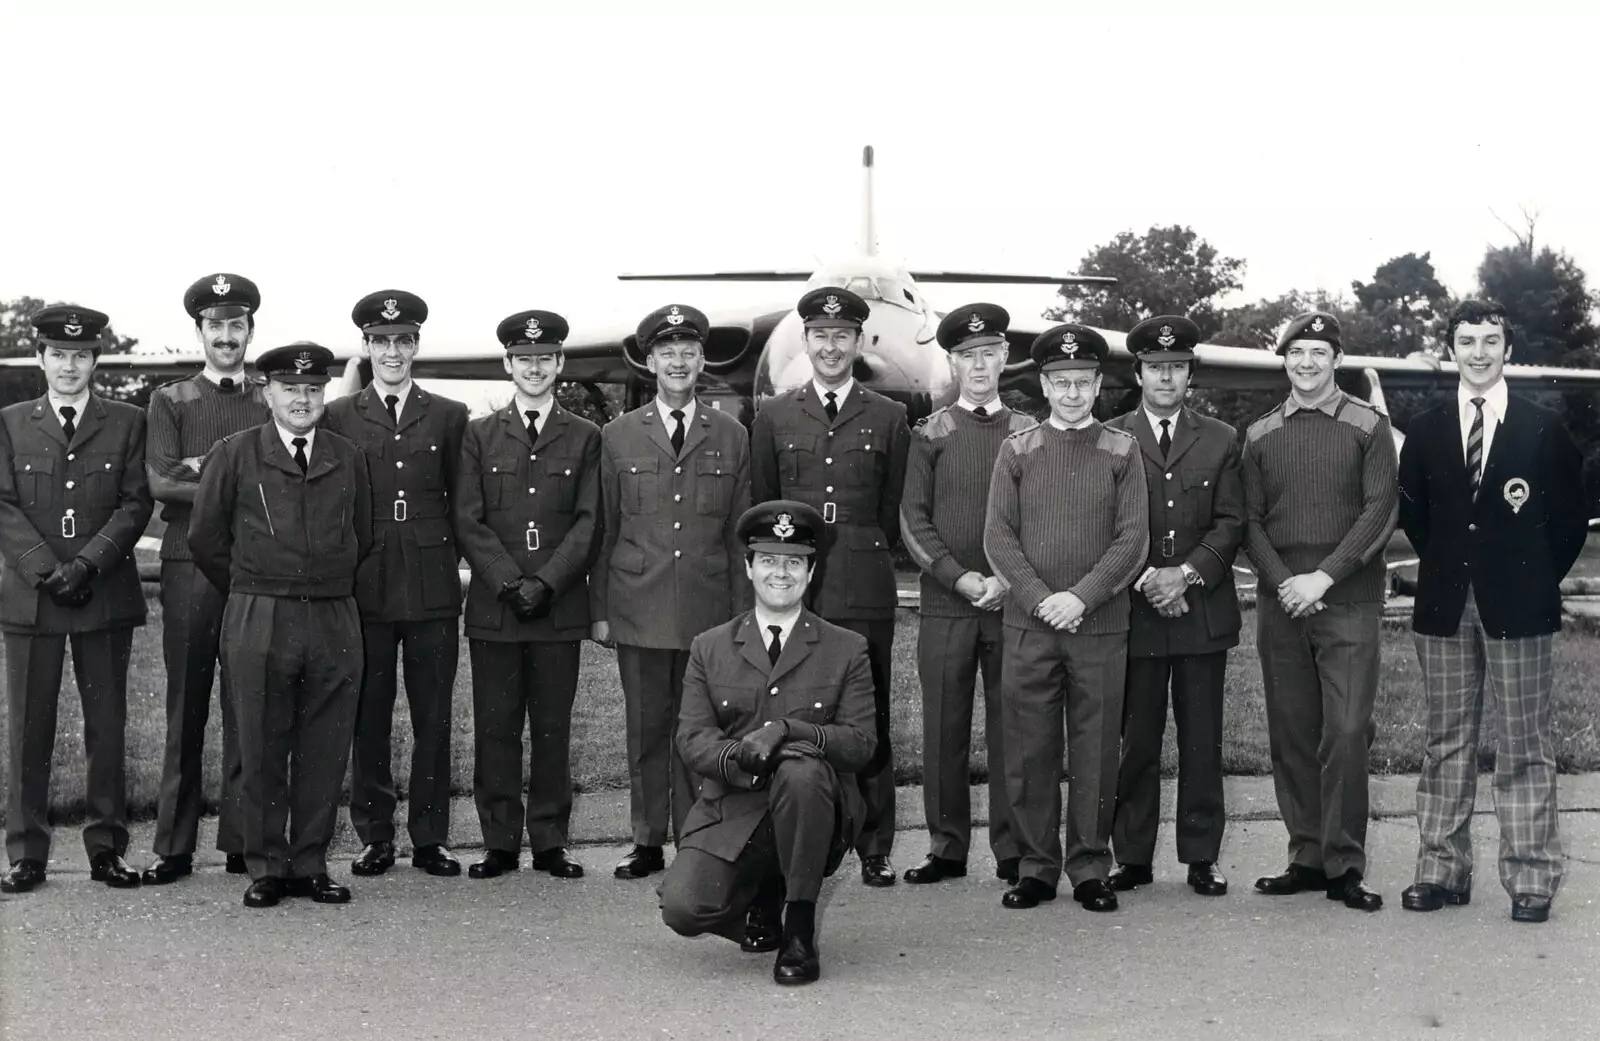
left=5, top=627, right=135, bottom=863
left=220, top=594, right=362, bottom=880
left=1414, top=589, right=1562, bottom=899
left=152, top=560, right=241, bottom=858
left=1257, top=597, right=1379, bottom=879
left=349, top=617, right=460, bottom=849
left=469, top=638, right=581, bottom=854
left=1112, top=651, right=1227, bottom=866
left=1001, top=625, right=1126, bottom=889
left=617, top=644, right=698, bottom=848
left=917, top=613, right=1016, bottom=863
left=660, top=758, right=842, bottom=941
left=830, top=618, right=896, bottom=858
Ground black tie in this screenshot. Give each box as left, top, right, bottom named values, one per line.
left=525, top=410, right=539, bottom=437
left=1159, top=418, right=1172, bottom=457
left=974, top=405, right=989, bottom=418
left=1466, top=397, right=1485, bottom=497
left=670, top=409, right=686, bottom=455
left=824, top=391, right=838, bottom=422
left=766, top=625, right=783, bottom=667
left=385, top=394, right=399, bottom=424
left=219, top=378, right=235, bottom=393
left=292, top=436, right=308, bottom=473
left=60, top=406, right=76, bottom=441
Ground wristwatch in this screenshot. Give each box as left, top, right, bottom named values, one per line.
left=1179, top=563, right=1203, bottom=587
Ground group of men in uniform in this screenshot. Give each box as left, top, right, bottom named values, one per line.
left=0, top=273, right=1586, bottom=976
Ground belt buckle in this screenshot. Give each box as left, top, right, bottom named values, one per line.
left=393, top=499, right=408, bottom=522
left=822, top=502, right=837, bottom=524
left=525, top=527, right=540, bottom=551
left=61, top=510, right=76, bottom=539
left=1160, top=531, right=1175, bottom=559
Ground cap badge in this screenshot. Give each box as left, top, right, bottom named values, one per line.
left=967, top=313, right=986, bottom=333
left=293, top=351, right=314, bottom=373
left=63, top=321, right=83, bottom=338
left=525, top=317, right=543, bottom=340
left=1310, top=316, right=1326, bottom=333
left=1061, top=331, right=1078, bottom=355
left=822, top=295, right=842, bottom=317
left=666, top=305, right=685, bottom=327
left=212, top=275, right=231, bottom=296
left=1157, top=325, right=1176, bottom=348
left=1503, top=477, right=1530, bottom=514
left=380, top=298, right=401, bottom=321
left=773, top=513, right=795, bottom=539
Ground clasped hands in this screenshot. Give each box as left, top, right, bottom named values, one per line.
left=498, top=576, right=553, bottom=621
left=1141, top=566, right=1190, bottom=619
left=41, top=557, right=96, bottom=608
left=953, top=571, right=1005, bottom=612
left=1277, top=570, right=1333, bottom=619
left=735, top=719, right=803, bottom=778
left=1035, top=591, right=1086, bottom=632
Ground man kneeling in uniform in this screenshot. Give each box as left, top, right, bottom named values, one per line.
left=660, top=501, right=876, bottom=986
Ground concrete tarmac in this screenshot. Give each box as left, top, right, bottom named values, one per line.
left=4, top=777, right=1598, bottom=1041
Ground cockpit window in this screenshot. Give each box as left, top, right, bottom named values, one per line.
left=815, top=275, right=919, bottom=313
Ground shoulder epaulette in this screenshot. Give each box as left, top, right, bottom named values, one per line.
left=1006, top=423, right=1046, bottom=456
left=1246, top=407, right=1285, bottom=444
left=916, top=407, right=955, bottom=439
left=1007, top=411, right=1040, bottom=435
left=1096, top=425, right=1136, bottom=457
left=1335, top=396, right=1381, bottom=434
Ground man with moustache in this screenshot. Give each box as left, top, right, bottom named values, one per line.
left=591, top=303, right=751, bottom=880
left=898, top=302, right=1029, bottom=887
left=142, top=273, right=271, bottom=886
left=660, top=501, right=877, bottom=986
left=1104, top=315, right=1243, bottom=898
left=983, top=324, right=1148, bottom=914
left=1398, top=300, right=1588, bottom=923
left=0, top=305, right=153, bottom=894
left=190, top=343, right=373, bottom=908
left=454, top=310, right=601, bottom=881
left=750, top=286, right=910, bottom=887
left=324, top=290, right=469, bottom=880
left=1242, top=311, right=1397, bottom=913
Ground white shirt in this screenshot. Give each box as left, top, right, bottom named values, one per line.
left=1459, top=379, right=1508, bottom=480
left=372, top=380, right=414, bottom=421
left=1145, top=407, right=1180, bottom=445
left=956, top=396, right=1001, bottom=414
left=655, top=397, right=697, bottom=432
left=514, top=393, right=555, bottom=437
left=752, top=608, right=799, bottom=654
left=47, top=391, right=89, bottom=430
left=275, top=423, right=315, bottom=461
left=1047, top=415, right=1096, bottom=431
left=813, top=378, right=854, bottom=413
left=201, top=368, right=247, bottom=388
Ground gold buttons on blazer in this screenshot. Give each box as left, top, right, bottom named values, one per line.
left=770, top=687, right=779, bottom=696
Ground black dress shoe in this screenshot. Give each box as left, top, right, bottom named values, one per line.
left=1187, top=861, right=1228, bottom=897
left=614, top=845, right=665, bottom=879
left=1107, top=863, right=1153, bottom=891
left=1326, top=870, right=1382, bottom=912
left=142, top=854, right=193, bottom=886
left=995, top=858, right=1020, bottom=884
left=224, top=854, right=248, bottom=875
left=351, top=841, right=396, bottom=877
left=1001, top=877, right=1057, bottom=909
left=903, top=855, right=966, bottom=885
left=1401, top=882, right=1470, bottom=912
left=284, top=874, right=351, bottom=904
left=1073, top=878, right=1119, bottom=912
left=531, top=847, right=584, bottom=879
left=243, top=877, right=284, bottom=908
left=0, top=859, right=46, bottom=893
left=1512, top=894, right=1552, bottom=923
left=741, top=903, right=783, bottom=954
left=1254, top=864, right=1328, bottom=895
left=860, top=854, right=896, bottom=887
left=469, top=849, right=521, bottom=879
left=412, top=845, right=462, bottom=877
left=90, top=852, right=141, bottom=888
left=772, top=934, right=820, bottom=985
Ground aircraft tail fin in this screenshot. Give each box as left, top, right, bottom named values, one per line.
left=860, top=145, right=876, bottom=257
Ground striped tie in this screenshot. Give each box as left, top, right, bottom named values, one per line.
left=1466, top=397, right=1485, bottom=497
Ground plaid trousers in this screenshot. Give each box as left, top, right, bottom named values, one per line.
left=1413, top=589, right=1563, bottom=899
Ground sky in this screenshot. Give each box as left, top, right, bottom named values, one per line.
left=5, top=0, right=1599, bottom=356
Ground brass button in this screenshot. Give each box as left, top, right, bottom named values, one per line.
left=397, top=490, right=406, bottom=498
left=825, top=485, right=834, bottom=493
left=1167, top=500, right=1174, bottom=507
left=674, top=550, right=682, bottom=558
left=396, top=461, right=405, bottom=469
left=1165, top=472, right=1172, bottom=480
left=825, top=457, right=833, bottom=465
left=1468, top=523, right=1477, bottom=532
left=65, top=480, right=74, bottom=489
left=675, top=466, right=682, bottom=474
left=66, top=454, right=75, bottom=461
left=673, top=522, right=681, bottom=530
left=674, top=494, right=682, bottom=502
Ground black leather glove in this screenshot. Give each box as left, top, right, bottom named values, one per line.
left=735, top=721, right=791, bottom=778
left=43, top=558, right=96, bottom=599
left=507, top=577, right=552, bottom=621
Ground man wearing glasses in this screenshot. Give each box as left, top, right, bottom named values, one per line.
left=325, top=290, right=469, bottom=879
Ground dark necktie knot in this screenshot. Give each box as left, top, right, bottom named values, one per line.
left=219, top=377, right=235, bottom=392
left=1471, top=396, right=1485, bottom=409
left=974, top=405, right=989, bottom=418
left=824, top=391, right=838, bottom=422
left=525, top=410, right=540, bottom=433
left=291, top=436, right=308, bottom=473
left=385, top=394, right=399, bottom=422
left=60, top=405, right=76, bottom=440
left=670, top=408, right=686, bottom=454
left=766, top=624, right=783, bottom=667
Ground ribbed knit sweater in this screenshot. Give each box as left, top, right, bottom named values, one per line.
left=900, top=404, right=1037, bottom=617
left=984, top=420, right=1149, bottom=634
left=1241, top=392, right=1398, bottom=603
left=146, top=376, right=270, bottom=561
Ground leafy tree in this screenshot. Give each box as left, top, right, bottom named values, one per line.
left=1046, top=224, right=1245, bottom=339
left=0, top=296, right=156, bottom=407
left=1350, top=252, right=1451, bottom=358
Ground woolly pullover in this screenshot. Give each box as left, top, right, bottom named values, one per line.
left=984, top=420, right=1149, bottom=634
left=146, top=376, right=270, bottom=561
left=900, top=404, right=1036, bottom=617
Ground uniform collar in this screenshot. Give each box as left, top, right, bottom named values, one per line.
left=1459, top=378, right=1508, bottom=420
left=1284, top=387, right=1344, bottom=417
left=956, top=395, right=1001, bottom=414
left=201, top=368, right=247, bottom=387
left=812, top=378, right=854, bottom=408
left=274, top=422, right=315, bottom=456
left=752, top=605, right=802, bottom=647
left=1047, top=414, right=1096, bottom=431
left=1143, top=406, right=1180, bottom=438
left=655, top=396, right=697, bottom=428
left=47, top=390, right=89, bottom=416
left=371, top=379, right=414, bottom=412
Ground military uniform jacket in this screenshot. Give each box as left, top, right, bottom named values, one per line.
left=454, top=402, right=601, bottom=642
left=1399, top=394, right=1588, bottom=639
left=190, top=424, right=374, bottom=599
left=677, top=609, right=877, bottom=861
left=1105, top=408, right=1245, bottom=657
left=750, top=384, right=910, bottom=621
left=323, top=384, right=468, bottom=622
left=0, top=395, right=153, bottom=633
left=590, top=400, right=751, bottom=649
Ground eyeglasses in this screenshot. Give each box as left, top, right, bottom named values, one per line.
left=365, top=335, right=418, bottom=351
left=1045, top=376, right=1098, bottom=393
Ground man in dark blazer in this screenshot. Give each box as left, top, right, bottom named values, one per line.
left=590, top=303, right=751, bottom=880
left=660, top=501, right=876, bottom=986
left=325, top=290, right=469, bottom=880
left=0, top=305, right=153, bottom=894
left=454, top=310, right=601, bottom=881
left=1104, top=316, right=1244, bottom=898
left=1398, top=299, right=1589, bottom=924
left=750, top=286, right=911, bottom=887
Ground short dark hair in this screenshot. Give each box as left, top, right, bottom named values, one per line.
left=195, top=313, right=256, bottom=333
left=1445, top=300, right=1514, bottom=352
